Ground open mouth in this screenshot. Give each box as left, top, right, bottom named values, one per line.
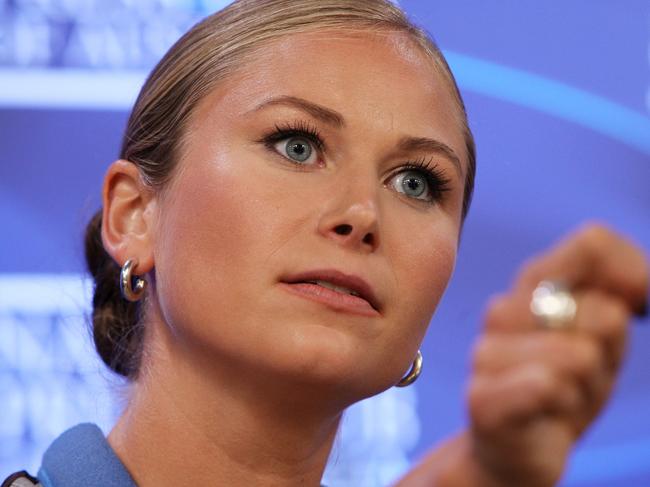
left=279, top=269, right=381, bottom=317
left=300, top=279, right=363, bottom=297
left=282, top=280, right=379, bottom=317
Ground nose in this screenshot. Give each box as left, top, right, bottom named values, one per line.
left=317, top=178, right=380, bottom=253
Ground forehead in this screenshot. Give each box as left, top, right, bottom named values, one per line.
left=195, top=29, right=466, bottom=168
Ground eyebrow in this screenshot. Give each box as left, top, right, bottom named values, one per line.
left=251, top=95, right=463, bottom=176
left=251, top=95, right=345, bottom=128
left=396, top=136, right=463, bottom=177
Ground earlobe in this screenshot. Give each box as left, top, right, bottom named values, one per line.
left=101, top=159, right=156, bottom=273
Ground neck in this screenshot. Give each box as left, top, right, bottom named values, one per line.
left=108, top=318, right=343, bottom=487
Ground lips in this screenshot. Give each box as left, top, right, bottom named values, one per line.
left=280, top=268, right=381, bottom=313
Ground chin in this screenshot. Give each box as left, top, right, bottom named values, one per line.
left=267, top=324, right=399, bottom=401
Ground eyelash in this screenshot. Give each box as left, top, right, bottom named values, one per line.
left=259, top=120, right=452, bottom=205
left=261, top=120, right=325, bottom=154
left=395, top=157, right=452, bottom=205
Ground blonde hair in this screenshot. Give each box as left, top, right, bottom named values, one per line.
left=85, top=0, right=476, bottom=378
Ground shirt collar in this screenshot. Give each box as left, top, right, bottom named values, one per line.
left=38, top=423, right=137, bottom=487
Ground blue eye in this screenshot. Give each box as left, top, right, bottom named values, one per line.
left=274, top=136, right=316, bottom=164
left=260, top=121, right=325, bottom=167
left=391, top=170, right=429, bottom=200
left=388, top=160, right=453, bottom=205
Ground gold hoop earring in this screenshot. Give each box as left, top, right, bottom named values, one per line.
left=120, top=258, right=147, bottom=302
left=395, top=350, right=423, bottom=387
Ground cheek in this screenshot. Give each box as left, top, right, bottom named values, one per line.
left=152, top=158, right=269, bottom=345
left=162, top=176, right=249, bottom=272
left=390, top=221, right=458, bottom=332
left=366, top=218, right=458, bottom=392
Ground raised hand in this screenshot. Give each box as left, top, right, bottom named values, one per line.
left=397, top=223, right=648, bottom=487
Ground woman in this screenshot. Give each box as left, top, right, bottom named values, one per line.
left=4, top=0, right=647, bottom=486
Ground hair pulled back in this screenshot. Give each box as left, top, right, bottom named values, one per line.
left=85, top=0, right=477, bottom=379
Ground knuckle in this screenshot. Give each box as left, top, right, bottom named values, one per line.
left=601, top=298, right=630, bottom=331
left=572, top=339, right=601, bottom=376
left=578, top=221, right=616, bottom=243
left=466, top=377, right=487, bottom=416
left=531, top=364, right=555, bottom=389
left=577, top=222, right=618, bottom=254
left=585, top=293, right=629, bottom=325
left=466, top=377, right=499, bottom=432
left=470, top=336, right=500, bottom=371
left=469, top=338, right=488, bottom=370
left=483, top=293, right=511, bottom=329
left=521, top=365, right=556, bottom=400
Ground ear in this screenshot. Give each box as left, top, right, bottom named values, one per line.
left=101, top=160, right=156, bottom=274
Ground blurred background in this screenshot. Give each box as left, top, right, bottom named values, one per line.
left=0, top=0, right=649, bottom=485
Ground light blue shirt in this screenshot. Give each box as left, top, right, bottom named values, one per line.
left=37, top=423, right=137, bottom=487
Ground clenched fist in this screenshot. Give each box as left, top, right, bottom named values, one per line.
left=397, top=223, right=649, bottom=487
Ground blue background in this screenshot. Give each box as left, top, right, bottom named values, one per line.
left=1, top=1, right=649, bottom=485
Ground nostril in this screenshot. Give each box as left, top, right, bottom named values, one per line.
left=362, top=233, right=374, bottom=246
left=334, top=224, right=353, bottom=236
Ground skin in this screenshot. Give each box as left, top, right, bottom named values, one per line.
left=100, top=29, right=649, bottom=487
left=398, top=225, right=648, bottom=486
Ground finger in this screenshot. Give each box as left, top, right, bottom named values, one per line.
left=482, top=290, right=630, bottom=372
left=470, top=331, right=612, bottom=426
left=477, top=290, right=630, bottom=434
left=575, top=290, right=630, bottom=371
left=513, top=223, right=649, bottom=316
left=482, top=292, right=526, bottom=333
left=467, top=364, right=581, bottom=432
left=466, top=368, right=578, bottom=487
left=471, top=332, right=603, bottom=380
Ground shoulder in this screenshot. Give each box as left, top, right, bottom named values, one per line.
left=1, top=471, right=41, bottom=487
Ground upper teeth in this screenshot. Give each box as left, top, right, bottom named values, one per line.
left=307, top=280, right=361, bottom=297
